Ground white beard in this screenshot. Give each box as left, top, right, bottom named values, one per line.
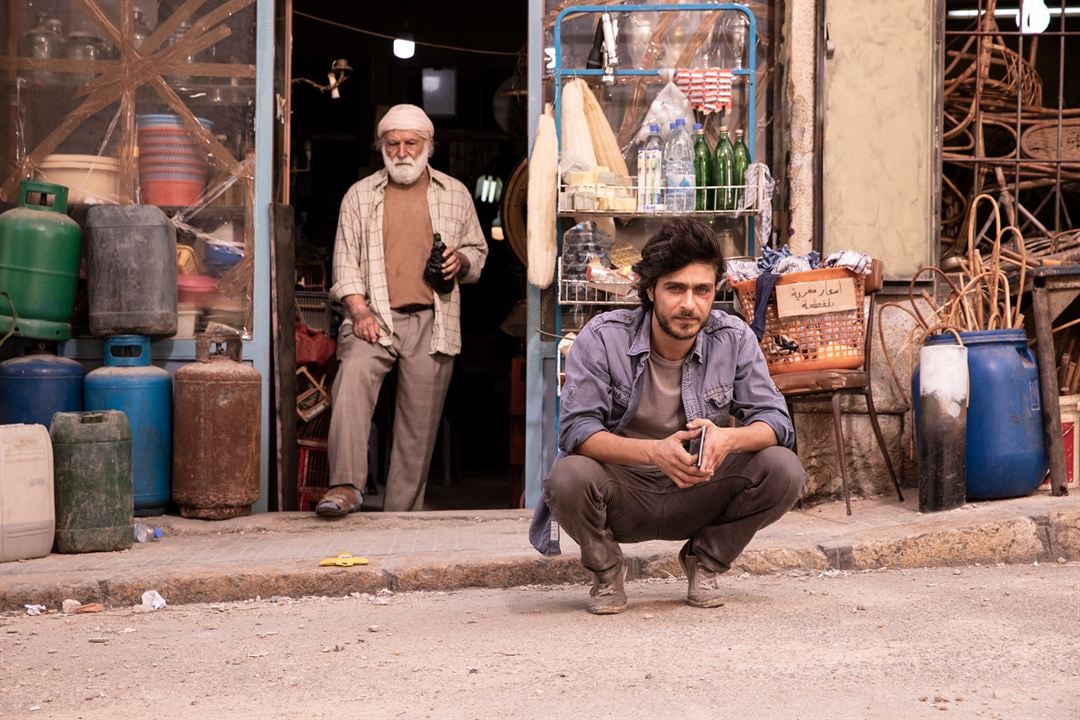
left=383, top=146, right=430, bottom=185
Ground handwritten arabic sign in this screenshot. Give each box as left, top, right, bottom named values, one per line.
left=775, top=278, right=857, bottom=318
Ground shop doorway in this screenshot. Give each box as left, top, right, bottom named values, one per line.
left=285, top=1, right=529, bottom=511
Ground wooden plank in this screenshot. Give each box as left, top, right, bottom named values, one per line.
left=270, top=203, right=298, bottom=510
left=1032, top=287, right=1069, bottom=496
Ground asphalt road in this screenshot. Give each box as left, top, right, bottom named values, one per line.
left=1, top=563, right=1077, bottom=719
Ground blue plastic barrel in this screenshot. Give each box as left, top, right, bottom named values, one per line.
left=0, top=342, right=84, bottom=427
left=84, top=335, right=172, bottom=515
left=915, top=329, right=1048, bottom=499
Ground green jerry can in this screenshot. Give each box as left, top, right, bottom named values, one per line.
left=0, top=181, right=83, bottom=341
left=50, top=410, right=133, bottom=553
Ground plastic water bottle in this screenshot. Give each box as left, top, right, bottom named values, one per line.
left=692, top=123, right=713, bottom=211
left=637, top=123, right=663, bottom=213
left=662, top=118, right=694, bottom=213
left=134, top=523, right=163, bottom=543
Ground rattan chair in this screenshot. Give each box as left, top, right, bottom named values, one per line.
left=770, top=259, right=905, bottom=515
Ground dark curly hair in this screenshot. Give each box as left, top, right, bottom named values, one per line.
left=631, top=218, right=724, bottom=312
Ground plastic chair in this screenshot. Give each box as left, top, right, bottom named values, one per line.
left=771, top=259, right=905, bottom=515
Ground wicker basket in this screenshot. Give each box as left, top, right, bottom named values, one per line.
left=1021, top=118, right=1080, bottom=162
left=732, top=267, right=866, bottom=374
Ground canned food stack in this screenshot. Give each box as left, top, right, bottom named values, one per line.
left=137, top=114, right=214, bottom=207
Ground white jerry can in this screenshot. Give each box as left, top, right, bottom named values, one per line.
left=0, top=424, right=54, bottom=562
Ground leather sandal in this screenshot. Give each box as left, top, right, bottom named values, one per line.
left=316, top=485, right=363, bottom=518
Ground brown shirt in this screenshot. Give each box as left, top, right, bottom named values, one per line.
left=382, top=170, right=435, bottom=309
left=620, top=350, right=687, bottom=440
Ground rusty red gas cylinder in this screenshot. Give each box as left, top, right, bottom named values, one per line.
left=172, top=334, right=260, bottom=519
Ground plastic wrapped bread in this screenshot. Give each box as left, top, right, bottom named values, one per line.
left=528, top=105, right=558, bottom=289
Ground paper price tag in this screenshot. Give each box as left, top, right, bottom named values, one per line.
left=775, top=278, right=857, bottom=318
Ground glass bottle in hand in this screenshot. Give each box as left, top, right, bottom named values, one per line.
left=424, top=233, right=455, bottom=295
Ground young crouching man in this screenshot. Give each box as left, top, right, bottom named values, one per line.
left=531, top=218, right=805, bottom=614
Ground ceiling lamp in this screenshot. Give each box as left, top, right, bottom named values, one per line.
left=393, top=32, right=415, bottom=60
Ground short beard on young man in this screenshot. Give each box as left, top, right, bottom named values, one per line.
left=382, top=142, right=430, bottom=185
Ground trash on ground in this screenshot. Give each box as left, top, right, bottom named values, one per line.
left=318, top=551, right=369, bottom=567
left=140, top=589, right=167, bottom=610
left=62, top=599, right=81, bottom=614
left=24, top=604, right=46, bottom=616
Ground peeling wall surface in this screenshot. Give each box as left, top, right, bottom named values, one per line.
left=785, top=0, right=818, bottom=256
left=822, top=0, right=935, bottom=277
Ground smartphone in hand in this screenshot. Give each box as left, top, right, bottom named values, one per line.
left=696, top=425, right=709, bottom=469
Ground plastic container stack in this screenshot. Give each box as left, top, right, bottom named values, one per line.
left=137, top=114, right=213, bottom=206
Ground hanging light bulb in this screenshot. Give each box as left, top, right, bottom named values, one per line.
left=393, top=31, right=415, bottom=60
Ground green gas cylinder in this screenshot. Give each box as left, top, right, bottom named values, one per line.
left=51, top=410, right=132, bottom=553
left=0, top=181, right=83, bottom=341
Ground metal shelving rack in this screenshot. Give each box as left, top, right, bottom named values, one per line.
left=549, top=2, right=760, bottom=389
left=524, top=1, right=764, bottom=507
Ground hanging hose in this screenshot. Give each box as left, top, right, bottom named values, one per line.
left=0, top=292, right=16, bottom=350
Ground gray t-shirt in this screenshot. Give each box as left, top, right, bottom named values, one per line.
left=620, top=349, right=687, bottom=440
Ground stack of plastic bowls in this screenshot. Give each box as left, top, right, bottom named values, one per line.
left=137, top=114, right=214, bottom=207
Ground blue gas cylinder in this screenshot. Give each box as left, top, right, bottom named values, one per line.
left=0, top=341, right=84, bottom=427
left=84, top=335, right=172, bottom=515
left=915, top=329, right=1048, bottom=499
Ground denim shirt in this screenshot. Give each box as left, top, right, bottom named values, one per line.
left=561, top=307, right=793, bottom=453
left=529, top=307, right=794, bottom=556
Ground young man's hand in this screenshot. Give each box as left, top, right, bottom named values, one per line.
left=649, top=428, right=712, bottom=488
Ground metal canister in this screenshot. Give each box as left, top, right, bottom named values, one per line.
left=0, top=341, right=84, bottom=428
left=172, top=334, right=260, bottom=519
left=84, top=336, right=172, bottom=516
left=86, top=205, right=178, bottom=337
left=51, top=410, right=132, bottom=553
left=0, top=181, right=82, bottom=341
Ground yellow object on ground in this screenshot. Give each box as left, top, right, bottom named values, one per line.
left=319, top=552, right=370, bottom=567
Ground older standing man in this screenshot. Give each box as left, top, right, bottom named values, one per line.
left=317, top=104, right=488, bottom=516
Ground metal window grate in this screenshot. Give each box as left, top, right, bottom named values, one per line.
left=942, top=0, right=1080, bottom=265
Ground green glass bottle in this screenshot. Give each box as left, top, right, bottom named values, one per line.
left=692, top=123, right=713, bottom=211
left=712, top=126, right=734, bottom=211
left=732, top=128, right=751, bottom=208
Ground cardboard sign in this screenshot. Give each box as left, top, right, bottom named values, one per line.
left=775, top=277, right=857, bottom=318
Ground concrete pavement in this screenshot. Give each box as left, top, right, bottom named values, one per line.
left=2, top=492, right=1078, bottom=611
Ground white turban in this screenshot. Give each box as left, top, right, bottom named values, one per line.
left=377, top=104, right=434, bottom=140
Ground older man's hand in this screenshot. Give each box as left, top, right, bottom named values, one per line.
left=351, top=306, right=382, bottom=343
left=441, top=246, right=469, bottom=280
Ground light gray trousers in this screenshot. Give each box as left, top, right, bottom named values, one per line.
left=328, top=308, right=453, bottom=511
left=543, top=446, right=805, bottom=576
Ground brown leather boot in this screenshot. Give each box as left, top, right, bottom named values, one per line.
left=315, top=485, right=362, bottom=518
left=679, top=544, right=725, bottom=608
left=586, top=561, right=627, bottom=615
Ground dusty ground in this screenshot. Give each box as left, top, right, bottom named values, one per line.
left=0, top=564, right=1077, bottom=719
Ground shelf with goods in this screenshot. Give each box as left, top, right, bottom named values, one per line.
left=548, top=3, right=764, bottom=396
left=0, top=0, right=263, bottom=363
left=1, top=0, right=275, bottom=511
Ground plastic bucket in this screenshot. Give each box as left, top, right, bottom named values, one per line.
left=177, top=274, right=217, bottom=306
left=141, top=179, right=205, bottom=207
left=36, top=154, right=121, bottom=204
left=137, top=114, right=214, bottom=130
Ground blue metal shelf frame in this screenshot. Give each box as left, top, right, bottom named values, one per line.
left=552, top=3, right=757, bottom=162
left=524, top=3, right=761, bottom=507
